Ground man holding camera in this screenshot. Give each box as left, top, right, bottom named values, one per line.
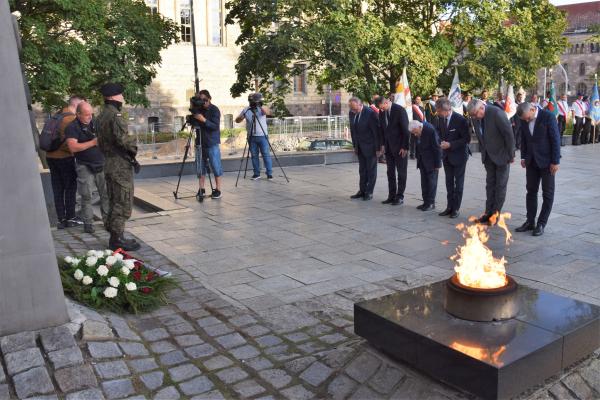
left=65, top=101, right=109, bottom=234
left=189, top=90, right=223, bottom=200
left=235, top=93, right=273, bottom=180
left=96, top=83, right=141, bottom=251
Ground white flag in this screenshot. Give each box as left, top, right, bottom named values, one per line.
left=504, top=85, right=516, bottom=119
left=449, top=68, right=462, bottom=114
left=394, top=67, right=413, bottom=121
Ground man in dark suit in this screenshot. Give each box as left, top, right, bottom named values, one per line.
left=434, top=98, right=470, bottom=218
left=467, top=99, right=515, bottom=224
left=373, top=96, right=410, bottom=205
left=349, top=97, right=381, bottom=200
left=409, top=120, right=442, bottom=211
left=514, top=102, right=561, bottom=237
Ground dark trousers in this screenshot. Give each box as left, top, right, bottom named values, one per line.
left=573, top=117, right=584, bottom=145
left=557, top=115, right=566, bottom=138
left=583, top=118, right=593, bottom=144
left=409, top=135, right=416, bottom=157
left=47, top=157, right=77, bottom=221
left=443, top=159, right=467, bottom=211
left=483, top=156, right=510, bottom=216
left=525, top=159, right=555, bottom=226
left=358, top=152, right=377, bottom=195
left=420, top=168, right=438, bottom=206
left=385, top=149, right=408, bottom=200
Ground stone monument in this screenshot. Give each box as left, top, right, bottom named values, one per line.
left=0, top=0, right=68, bottom=336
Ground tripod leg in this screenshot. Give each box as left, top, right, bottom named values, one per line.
left=244, top=139, right=251, bottom=179
left=173, top=135, right=192, bottom=199
left=265, top=136, right=290, bottom=183
left=235, top=139, right=249, bottom=187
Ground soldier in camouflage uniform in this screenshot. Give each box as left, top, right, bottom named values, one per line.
left=96, top=83, right=141, bottom=251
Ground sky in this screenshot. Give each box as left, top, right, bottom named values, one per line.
left=550, top=0, right=598, bottom=5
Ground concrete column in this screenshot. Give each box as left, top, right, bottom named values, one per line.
left=0, top=1, right=68, bottom=336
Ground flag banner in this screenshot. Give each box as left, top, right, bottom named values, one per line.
left=449, top=68, right=462, bottom=114
left=504, top=85, right=516, bottom=119
left=394, top=67, right=413, bottom=121
left=591, top=81, right=600, bottom=125
left=547, top=80, right=559, bottom=117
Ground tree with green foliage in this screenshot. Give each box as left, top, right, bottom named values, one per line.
left=10, top=0, right=180, bottom=111
left=226, top=0, right=567, bottom=114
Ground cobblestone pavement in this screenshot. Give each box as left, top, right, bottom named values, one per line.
left=1, top=145, right=600, bottom=399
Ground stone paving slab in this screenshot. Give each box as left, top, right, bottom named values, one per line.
left=2, top=146, right=600, bottom=399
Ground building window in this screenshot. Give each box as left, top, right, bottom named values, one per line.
left=577, top=82, right=587, bottom=95
left=579, top=62, right=586, bottom=76
left=210, top=0, right=223, bottom=46
left=180, top=0, right=192, bottom=43
left=293, top=63, right=307, bottom=94
left=559, top=83, right=566, bottom=94
left=562, top=63, right=568, bottom=73
left=146, top=0, right=158, bottom=14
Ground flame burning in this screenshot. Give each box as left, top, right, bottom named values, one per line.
left=451, top=212, right=512, bottom=289
left=450, top=342, right=507, bottom=366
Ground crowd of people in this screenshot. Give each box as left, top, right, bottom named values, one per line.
left=349, top=89, right=563, bottom=237
left=46, top=83, right=141, bottom=251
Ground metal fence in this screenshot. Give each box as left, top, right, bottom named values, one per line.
left=131, top=115, right=351, bottom=161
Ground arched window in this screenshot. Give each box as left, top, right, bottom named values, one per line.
left=577, top=82, right=587, bottom=95
left=575, top=44, right=579, bottom=53
left=563, top=63, right=569, bottom=73
left=580, top=62, right=586, bottom=76
left=559, top=83, right=566, bottom=94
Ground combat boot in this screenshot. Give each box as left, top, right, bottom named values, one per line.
left=109, top=233, right=141, bottom=251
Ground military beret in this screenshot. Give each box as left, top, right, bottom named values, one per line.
left=100, top=83, right=124, bottom=97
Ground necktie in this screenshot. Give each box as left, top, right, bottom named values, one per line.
left=480, top=117, right=485, bottom=138
left=442, top=117, right=448, bottom=138
left=385, top=110, right=389, bottom=128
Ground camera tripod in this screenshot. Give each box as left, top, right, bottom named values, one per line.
left=235, top=107, right=289, bottom=187
left=173, top=123, right=214, bottom=200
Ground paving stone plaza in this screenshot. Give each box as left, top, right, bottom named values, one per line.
left=2, top=145, right=600, bottom=399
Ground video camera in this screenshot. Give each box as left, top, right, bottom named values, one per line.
left=248, top=93, right=264, bottom=110
left=186, top=95, right=206, bottom=126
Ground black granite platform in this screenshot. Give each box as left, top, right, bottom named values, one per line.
left=354, top=281, right=600, bottom=399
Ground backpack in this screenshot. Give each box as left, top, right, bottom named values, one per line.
left=39, top=112, right=74, bottom=152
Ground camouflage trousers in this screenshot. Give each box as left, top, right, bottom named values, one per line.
left=105, top=171, right=133, bottom=236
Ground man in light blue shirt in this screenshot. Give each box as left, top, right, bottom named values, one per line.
left=236, top=94, right=273, bottom=180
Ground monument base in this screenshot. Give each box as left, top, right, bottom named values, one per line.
left=354, top=281, right=600, bottom=400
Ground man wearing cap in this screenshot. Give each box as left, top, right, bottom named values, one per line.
left=96, top=83, right=141, bottom=251
left=571, top=93, right=587, bottom=145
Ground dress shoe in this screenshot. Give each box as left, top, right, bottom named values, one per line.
left=350, top=191, right=364, bottom=199
left=439, top=208, right=452, bottom=217
left=450, top=210, right=460, bottom=218
left=515, top=221, right=535, bottom=232
left=421, top=204, right=435, bottom=211
left=391, top=198, right=401, bottom=205
left=532, top=224, right=545, bottom=236
left=477, top=214, right=491, bottom=225
left=416, top=204, right=425, bottom=210
left=363, top=194, right=373, bottom=201
left=382, top=198, right=394, bottom=204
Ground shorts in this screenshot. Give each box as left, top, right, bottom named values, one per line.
left=195, top=144, right=223, bottom=177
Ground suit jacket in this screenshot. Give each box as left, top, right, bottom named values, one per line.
left=520, top=109, right=561, bottom=168
left=433, top=112, right=470, bottom=166
left=378, top=103, right=410, bottom=154
left=473, top=105, right=515, bottom=166
left=416, top=122, right=442, bottom=172
left=349, top=105, right=380, bottom=156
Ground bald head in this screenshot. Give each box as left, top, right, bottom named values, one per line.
left=76, top=101, right=93, bottom=125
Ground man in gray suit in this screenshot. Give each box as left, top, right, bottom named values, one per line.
left=467, top=99, right=515, bottom=224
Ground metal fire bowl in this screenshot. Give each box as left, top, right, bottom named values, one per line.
left=444, top=274, right=520, bottom=322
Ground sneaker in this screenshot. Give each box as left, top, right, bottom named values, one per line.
left=196, top=188, right=206, bottom=202
left=211, top=189, right=222, bottom=199
left=84, top=224, right=95, bottom=234
left=267, top=175, right=273, bottom=180
left=251, top=174, right=261, bottom=180
left=68, top=216, right=84, bottom=226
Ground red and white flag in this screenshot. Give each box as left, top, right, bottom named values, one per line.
left=504, top=85, right=517, bottom=119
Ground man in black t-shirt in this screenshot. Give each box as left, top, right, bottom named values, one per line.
left=65, top=102, right=109, bottom=234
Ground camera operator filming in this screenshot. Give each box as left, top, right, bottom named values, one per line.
left=188, top=90, right=223, bottom=201
left=235, top=93, right=273, bottom=180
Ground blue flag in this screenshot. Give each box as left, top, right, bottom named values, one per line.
left=591, top=81, right=600, bottom=125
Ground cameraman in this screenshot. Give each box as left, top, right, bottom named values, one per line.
left=235, top=93, right=273, bottom=180
left=191, top=90, right=223, bottom=200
